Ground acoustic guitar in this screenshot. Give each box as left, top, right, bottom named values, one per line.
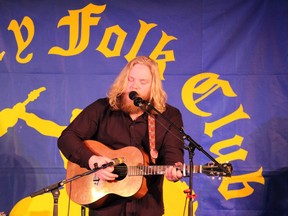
left=66, top=140, right=232, bottom=209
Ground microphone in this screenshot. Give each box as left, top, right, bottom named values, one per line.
left=95, top=157, right=125, bottom=170
left=100, top=157, right=125, bottom=168
left=129, top=91, right=144, bottom=107
left=111, top=157, right=125, bottom=166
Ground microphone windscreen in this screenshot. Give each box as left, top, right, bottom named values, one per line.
left=129, top=91, right=138, bottom=100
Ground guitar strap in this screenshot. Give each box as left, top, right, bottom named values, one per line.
left=148, top=114, right=158, bottom=164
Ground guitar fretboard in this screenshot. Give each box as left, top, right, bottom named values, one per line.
left=126, top=165, right=201, bottom=176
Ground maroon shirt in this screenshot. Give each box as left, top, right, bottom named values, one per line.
left=58, top=98, right=184, bottom=216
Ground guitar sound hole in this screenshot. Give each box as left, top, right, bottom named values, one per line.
left=113, top=164, right=127, bottom=181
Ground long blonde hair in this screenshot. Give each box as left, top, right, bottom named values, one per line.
left=107, top=56, right=167, bottom=114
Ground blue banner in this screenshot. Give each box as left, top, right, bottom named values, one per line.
left=0, top=0, right=287, bottom=215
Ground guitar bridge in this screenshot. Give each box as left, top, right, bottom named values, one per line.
left=93, top=176, right=100, bottom=185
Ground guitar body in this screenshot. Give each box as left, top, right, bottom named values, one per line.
left=66, top=140, right=149, bottom=209
left=65, top=140, right=233, bottom=209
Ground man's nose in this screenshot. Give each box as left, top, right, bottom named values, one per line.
left=131, top=80, right=140, bottom=89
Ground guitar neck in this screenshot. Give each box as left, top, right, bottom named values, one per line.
left=126, top=164, right=201, bottom=177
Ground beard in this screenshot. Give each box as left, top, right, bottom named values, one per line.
left=120, top=92, right=149, bottom=114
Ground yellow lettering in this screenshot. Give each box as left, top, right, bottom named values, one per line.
left=7, top=16, right=34, bottom=63
left=125, top=20, right=157, bottom=61
left=96, top=25, right=127, bottom=57
left=181, top=73, right=263, bottom=201
left=0, top=51, right=5, bottom=61
left=48, top=3, right=106, bottom=56
left=182, top=73, right=237, bottom=117
left=218, top=167, right=265, bottom=200
left=124, top=20, right=176, bottom=80
left=150, top=31, right=177, bottom=80
left=205, top=104, right=250, bottom=137
left=210, top=135, right=248, bottom=162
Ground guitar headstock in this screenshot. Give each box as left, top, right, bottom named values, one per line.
left=202, top=162, right=233, bottom=178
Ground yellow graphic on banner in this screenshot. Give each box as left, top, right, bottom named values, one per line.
left=0, top=51, right=5, bottom=60
left=182, top=72, right=265, bottom=200
left=2, top=3, right=176, bottom=80
left=7, top=16, right=34, bottom=63
left=0, top=87, right=194, bottom=216
left=48, top=3, right=106, bottom=56
left=218, top=167, right=264, bottom=200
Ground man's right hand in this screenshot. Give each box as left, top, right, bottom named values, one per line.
left=88, top=155, right=119, bottom=181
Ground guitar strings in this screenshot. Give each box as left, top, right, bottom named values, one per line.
left=112, top=165, right=180, bottom=176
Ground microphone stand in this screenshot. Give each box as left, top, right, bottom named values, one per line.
left=30, top=161, right=116, bottom=216
left=136, top=99, right=231, bottom=216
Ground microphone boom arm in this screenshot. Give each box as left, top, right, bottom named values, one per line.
left=140, top=99, right=231, bottom=176
left=137, top=99, right=232, bottom=216
left=30, top=158, right=123, bottom=216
